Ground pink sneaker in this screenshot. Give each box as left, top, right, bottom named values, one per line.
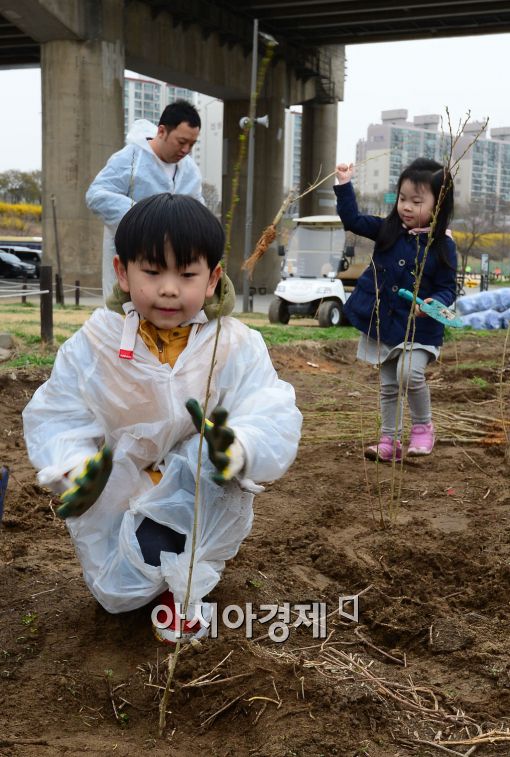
left=407, top=422, right=435, bottom=456
left=364, top=436, right=402, bottom=462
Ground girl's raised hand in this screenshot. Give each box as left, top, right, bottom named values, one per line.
left=336, top=163, right=354, bottom=184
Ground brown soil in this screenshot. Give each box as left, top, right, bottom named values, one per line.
left=1, top=333, right=510, bottom=756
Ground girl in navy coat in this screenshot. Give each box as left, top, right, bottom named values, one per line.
left=335, top=158, right=457, bottom=461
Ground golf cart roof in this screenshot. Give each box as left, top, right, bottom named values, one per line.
left=294, top=215, right=342, bottom=226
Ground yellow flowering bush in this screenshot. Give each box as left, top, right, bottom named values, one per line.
left=0, top=216, right=27, bottom=230
left=452, top=231, right=510, bottom=249
left=0, top=201, right=42, bottom=221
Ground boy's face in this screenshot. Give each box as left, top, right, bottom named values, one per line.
left=114, top=244, right=221, bottom=329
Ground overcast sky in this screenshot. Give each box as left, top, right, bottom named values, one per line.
left=338, top=33, right=510, bottom=163
left=0, top=32, right=509, bottom=172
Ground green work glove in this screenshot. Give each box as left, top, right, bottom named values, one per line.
left=186, top=399, right=244, bottom=484
left=57, top=445, right=113, bottom=519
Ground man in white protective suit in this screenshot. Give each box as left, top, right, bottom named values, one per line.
left=86, top=100, right=203, bottom=300
left=23, top=193, right=302, bottom=646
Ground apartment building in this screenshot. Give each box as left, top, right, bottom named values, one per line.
left=355, top=110, right=510, bottom=209
left=283, top=108, right=302, bottom=195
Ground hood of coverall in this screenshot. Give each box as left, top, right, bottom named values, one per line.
left=125, top=119, right=158, bottom=153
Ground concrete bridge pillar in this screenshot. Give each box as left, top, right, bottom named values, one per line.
left=299, top=101, right=338, bottom=217
left=41, top=12, right=124, bottom=287
left=298, top=43, right=344, bottom=218
left=222, top=59, right=286, bottom=295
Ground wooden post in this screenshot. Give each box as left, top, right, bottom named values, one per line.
left=21, top=280, right=27, bottom=305
left=50, top=193, right=65, bottom=306
left=75, top=279, right=80, bottom=307
left=55, top=272, right=64, bottom=305
left=40, top=265, right=53, bottom=344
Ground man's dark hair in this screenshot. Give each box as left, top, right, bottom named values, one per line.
left=158, top=100, right=201, bottom=131
left=115, top=193, right=224, bottom=271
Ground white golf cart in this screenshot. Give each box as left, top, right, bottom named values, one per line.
left=269, top=215, right=352, bottom=327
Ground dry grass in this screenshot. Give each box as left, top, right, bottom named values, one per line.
left=0, top=304, right=95, bottom=329
left=250, top=634, right=510, bottom=755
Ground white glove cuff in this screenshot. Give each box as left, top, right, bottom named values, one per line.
left=229, top=438, right=246, bottom=478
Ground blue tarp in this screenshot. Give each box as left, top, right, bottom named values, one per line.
left=457, top=288, right=510, bottom=329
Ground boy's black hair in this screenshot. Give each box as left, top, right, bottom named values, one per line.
left=377, top=157, right=455, bottom=265
left=158, top=100, right=201, bottom=131
left=114, top=193, right=224, bottom=270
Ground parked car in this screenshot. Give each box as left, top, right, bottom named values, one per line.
left=0, top=250, right=37, bottom=279
left=0, top=245, right=41, bottom=276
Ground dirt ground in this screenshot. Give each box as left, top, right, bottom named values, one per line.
left=1, top=331, right=510, bottom=756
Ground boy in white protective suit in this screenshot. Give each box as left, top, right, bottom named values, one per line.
left=23, top=193, right=302, bottom=644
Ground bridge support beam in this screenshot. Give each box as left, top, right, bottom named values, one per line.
left=41, top=9, right=124, bottom=288
left=299, top=101, right=338, bottom=217
left=298, top=44, right=344, bottom=218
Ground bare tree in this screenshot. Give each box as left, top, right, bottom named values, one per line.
left=451, top=199, right=495, bottom=275
left=488, top=206, right=510, bottom=275
left=0, top=170, right=42, bottom=204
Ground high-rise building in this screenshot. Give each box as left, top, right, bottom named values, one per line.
left=123, top=75, right=196, bottom=127
left=283, top=108, right=302, bottom=195
left=454, top=123, right=510, bottom=207
left=193, top=92, right=223, bottom=212
left=355, top=110, right=510, bottom=209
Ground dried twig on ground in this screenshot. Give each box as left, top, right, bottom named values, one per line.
left=438, top=729, right=510, bottom=746
left=104, top=670, right=128, bottom=724
left=300, top=405, right=510, bottom=446
left=353, top=626, right=406, bottom=666
left=200, top=691, right=248, bottom=728
left=250, top=638, right=483, bottom=740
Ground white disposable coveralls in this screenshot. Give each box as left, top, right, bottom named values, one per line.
left=85, top=120, right=203, bottom=299
left=23, top=308, right=302, bottom=614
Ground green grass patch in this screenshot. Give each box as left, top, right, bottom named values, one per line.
left=10, top=331, right=42, bottom=345
left=2, top=299, right=508, bottom=370
left=0, top=303, right=37, bottom=313
left=54, top=322, right=88, bottom=333
left=250, top=324, right=358, bottom=346
left=234, top=311, right=268, bottom=321
left=7, top=320, right=41, bottom=329
left=456, top=360, right=500, bottom=370
left=469, top=376, right=490, bottom=389
left=4, top=353, right=56, bottom=369
left=0, top=302, right=93, bottom=315
left=444, top=326, right=508, bottom=341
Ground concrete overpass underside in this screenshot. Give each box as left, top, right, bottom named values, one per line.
left=0, top=0, right=509, bottom=291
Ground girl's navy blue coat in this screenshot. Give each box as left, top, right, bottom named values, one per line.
left=335, top=183, right=457, bottom=347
